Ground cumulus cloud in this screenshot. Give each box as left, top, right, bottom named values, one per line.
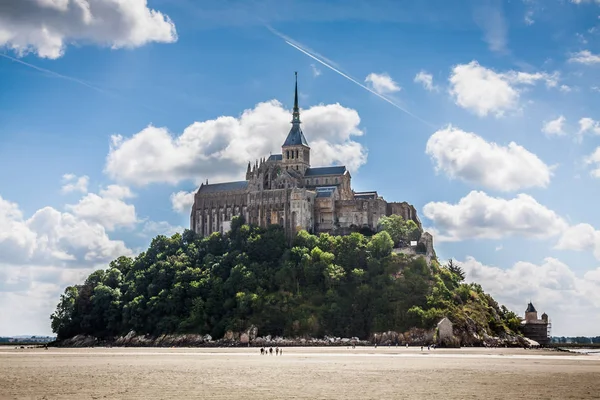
left=0, top=195, right=131, bottom=266
left=448, top=61, right=560, bottom=117
left=65, top=185, right=137, bottom=231
left=170, top=189, right=197, bottom=214
left=556, top=223, right=600, bottom=260
left=0, top=0, right=177, bottom=59
left=141, top=221, right=184, bottom=237
left=585, top=147, right=600, bottom=177
left=425, top=126, right=553, bottom=192
left=414, top=70, right=438, bottom=92
left=422, top=191, right=568, bottom=242
left=105, top=100, right=367, bottom=186
left=578, top=117, right=600, bottom=137
left=365, top=72, right=401, bottom=95
left=542, top=116, right=567, bottom=136
left=568, top=50, right=600, bottom=65
left=460, top=256, right=600, bottom=336
left=60, top=173, right=89, bottom=194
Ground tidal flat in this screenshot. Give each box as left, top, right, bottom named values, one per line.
left=1, top=346, right=599, bottom=399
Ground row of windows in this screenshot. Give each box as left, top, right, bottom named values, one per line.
left=286, top=149, right=299, bottom=159
left=306, top=177, right=338, bottom=185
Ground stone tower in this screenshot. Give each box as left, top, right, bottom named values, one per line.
left=282, top=72, right=310, bottom=175
left=525, top=302, right=538, bottom=323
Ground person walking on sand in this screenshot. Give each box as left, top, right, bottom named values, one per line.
left=280, top=348, right=283, bottom=355
left=276, top=347, right=279, bottom=355
left=269, top=347, right=273, bottom=355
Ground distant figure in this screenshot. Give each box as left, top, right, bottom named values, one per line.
left=406, top=343, right=408, bottom=348
left=269, top=347, right=273, bottom=355
left=275, top=347, right=279, bottom=355
left=280, top=348, right=283, bottom=355
left=421, top=346, right=423, bottom=351
left=260, top=348, right=264, bottom=355
left=374, top=344, right=377, bottom=348
left=427, top=345, right=430, bottom=351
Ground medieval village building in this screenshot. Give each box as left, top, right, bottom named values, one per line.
left=190, top=74, right=427, bottom=243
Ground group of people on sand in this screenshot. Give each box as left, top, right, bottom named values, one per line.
left=260, top=346, right=282, bottom=355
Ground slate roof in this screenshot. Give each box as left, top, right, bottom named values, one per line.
left=198, top=181, right=248, bottom=194
left=283, top=124, right=309, bottom=147
left=355, top=191, right=378, bottom=200
left=305, top=166, right=347, bottom=176
left=268, top=154, right=283, bottom=161
left=526, top=302, right=537, bottom=313
left=315, top=186, right=337, bottom=198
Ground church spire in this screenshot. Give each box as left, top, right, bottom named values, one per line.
left=282, top=72, right=308, bottom=147
left=292, top=71, right=300, bottom=124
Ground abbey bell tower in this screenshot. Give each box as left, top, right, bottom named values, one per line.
left=282, top=72, right=310, bottom=175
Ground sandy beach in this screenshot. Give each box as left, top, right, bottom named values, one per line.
left=1, top=346, right=599, bottom=399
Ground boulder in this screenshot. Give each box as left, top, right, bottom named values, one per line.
left=240, top=333, right=249, bottom=344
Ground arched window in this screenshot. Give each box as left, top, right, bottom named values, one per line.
left=335, top=177, right=338, bottom=184
left=325, top=178, right=329, bottom=184
left=286, top=150, right=289, bottom=159
left=296, top=165, right=298, bottom=170
left=315, top=179, right=319, bottom=184
left=295, top=150, right=299, bottom=158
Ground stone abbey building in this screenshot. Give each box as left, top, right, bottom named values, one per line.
left=190, top=74, right=422, bottom=239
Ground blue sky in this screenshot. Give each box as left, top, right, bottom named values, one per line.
left=1, top=0, right=600, bottom=336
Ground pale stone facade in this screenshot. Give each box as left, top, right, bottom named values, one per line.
left=190, top=74, right=421, bottom=239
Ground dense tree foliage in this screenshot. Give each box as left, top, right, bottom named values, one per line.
left=51, top=217, right=520, bottom=341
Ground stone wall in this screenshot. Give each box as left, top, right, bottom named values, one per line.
left=386, top=202, right=422, bottom=230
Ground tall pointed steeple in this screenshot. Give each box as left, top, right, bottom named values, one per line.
left=292, top=71, right=301, bottom=124
left=283, top=72, right=309, bottom=147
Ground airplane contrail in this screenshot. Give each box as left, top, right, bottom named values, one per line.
left=0, top=52, right=160, bottom=113
left=0, top=52, right=107, bottom=94
left=267, top=27, right=435, bottom=129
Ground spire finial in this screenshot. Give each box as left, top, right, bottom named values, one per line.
left=292, top=71, right=300, bottom=124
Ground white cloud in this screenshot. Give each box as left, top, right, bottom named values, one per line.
left=105, top=100, right=367, bottom=186
left=460, top=256, right=600, bottom=336
left=65, top=185, right=137, bottom=231
left=425, top=126, right=553, bottom=191
left=556, top=223, right=600, bottom=260
left=524, top=10, right=535, bottom=25
left=568, top=50, right=600, bottom=65
left=542, top=115, right=567, bottom=136
left=448, top=61, right=560, bottom=117
left=0, top=0, right=177, bottom=59
left=473, top=2, right=508, bottom=53
left=422, top=191, right=568, bottom=242
left=559, top=84, right=572, bottom=92
left=592, top=86, right=600, bottom=92
left=310, top=63, right=321, bottom=77
left=141, top=221, right=184, bottom=237
left=365, top=72, right=401, bottom=95
left=585, top=147, right=600, bottom=178
left=414, top=70, right=438, bottom=92
left=570, top=0, right=600, bottom=4
left=171, top=189, right=197, bottom=214
left=60, top=174, right=89, bottom=194
left=0, top=195, right=131, bottom=266
left=578, top=117, right=600, bottom=137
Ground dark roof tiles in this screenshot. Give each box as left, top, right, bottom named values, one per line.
left=305, top=166, right=347, bottom=176
left=198, top=181, right=248, bottom=194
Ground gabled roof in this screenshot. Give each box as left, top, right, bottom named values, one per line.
left=526, top=302, right=537, bottom=313
left=198, top=181, right=248, bottom=194
left=268, top=154, right=283, bottom=161
left=305, top=166, right=347, bottom=176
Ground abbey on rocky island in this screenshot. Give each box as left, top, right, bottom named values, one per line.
left=190, top=73, right=423, bottom=240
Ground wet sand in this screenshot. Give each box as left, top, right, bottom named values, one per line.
left=1, top=346, right=599, bottom=399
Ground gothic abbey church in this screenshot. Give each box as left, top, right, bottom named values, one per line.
left=190, top=74, right=422, bottom=239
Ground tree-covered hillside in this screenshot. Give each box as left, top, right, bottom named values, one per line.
left=50, top=216, right=521, bottom=343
